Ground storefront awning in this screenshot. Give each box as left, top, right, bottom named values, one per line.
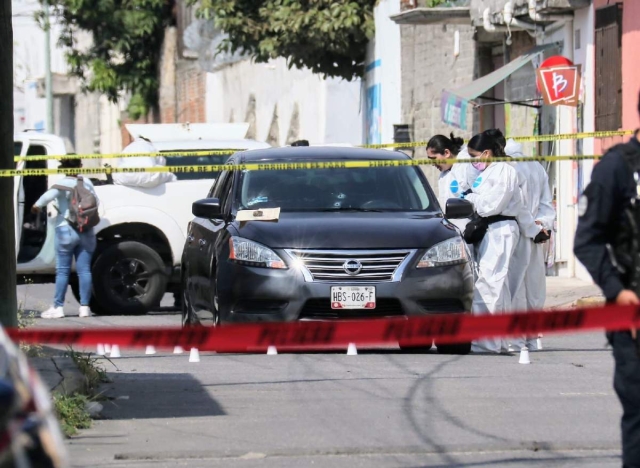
left=441, top=43, right=558, bottom=130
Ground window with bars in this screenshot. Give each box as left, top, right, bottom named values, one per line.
left=594, top=3, right=623, bottom=131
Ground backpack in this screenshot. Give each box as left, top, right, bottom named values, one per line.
left=53, top=176, right=100, bottom=232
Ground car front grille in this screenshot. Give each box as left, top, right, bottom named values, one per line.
left=299, top=299, right=404, bottom=320
left=286, top=249, right=413, bottom=283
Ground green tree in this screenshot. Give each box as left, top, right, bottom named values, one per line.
left=190, top=0, right=376, bottom=81
left=42, top=0, right=174, bottom=120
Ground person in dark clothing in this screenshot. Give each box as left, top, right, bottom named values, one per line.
left=574, top=91, right=640, bottom=468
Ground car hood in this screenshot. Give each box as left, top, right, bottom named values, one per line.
left=229, top=212, right=458, bottom=249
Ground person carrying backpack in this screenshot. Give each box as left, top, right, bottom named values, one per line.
left=31, top=158, right=100, bottom=319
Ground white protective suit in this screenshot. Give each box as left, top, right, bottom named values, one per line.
left=505, top=140, right=556, bottom=349
left=464, top=161, right=539, bottom=354
left=437, top=146, right=480, bottom=232
left=112, top=139, right=178, bottom=188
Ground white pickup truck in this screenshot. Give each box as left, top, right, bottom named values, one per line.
left=14, top=124, right=270, bottom=315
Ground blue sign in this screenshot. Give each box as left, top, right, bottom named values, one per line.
left=366, top=84, right=382, bottom=145
left=441, top=91, right=468, bottom=130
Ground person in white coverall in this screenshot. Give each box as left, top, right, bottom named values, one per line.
left=505, top=139, right=556, bottom=350
left=112, top=138, right=177, bottom=188
left=426, top=133, right=479, bottom=233
left=463, top=129, right=549, bottom=354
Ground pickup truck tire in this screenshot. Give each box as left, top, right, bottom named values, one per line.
left=88, top=241, right=168, bottom=315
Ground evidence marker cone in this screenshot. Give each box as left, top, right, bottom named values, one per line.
left=347, top=343, right=358, bottom=355
left=267, top=346, right=278, bottom=355
left=110, top=345, right=121, bottom=359
left=145, top=345, right=156, bottom=355
left=96, top=344, right=105, bottom=356
left=173, top=346, right=184, bottom=354
left=189, top=348, right=200, bottom=363
left=519, top=347, right=531, bottom=365
left=105, top=344, right=112, bottom=354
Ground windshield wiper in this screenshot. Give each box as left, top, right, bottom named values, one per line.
left=320, top=207, right=384, bottom=212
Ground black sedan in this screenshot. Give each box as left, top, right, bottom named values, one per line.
left=181, top=147, right=475, bottom=353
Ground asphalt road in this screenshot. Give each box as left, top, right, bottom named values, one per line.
left=21, top=281, right=622, bottom=468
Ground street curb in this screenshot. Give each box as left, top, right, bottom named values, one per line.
left=30, top=356, right=86, bottom=397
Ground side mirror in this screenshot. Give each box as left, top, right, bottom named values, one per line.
left=192, top=198, right=222, bottom=219
left=445, top=198, right=474, bottom=219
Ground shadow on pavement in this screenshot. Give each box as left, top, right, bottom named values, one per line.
left=100, top=372, right=225, bottom=420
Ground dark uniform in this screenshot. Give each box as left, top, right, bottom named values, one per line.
left=574, top=131, right=640, bottom=468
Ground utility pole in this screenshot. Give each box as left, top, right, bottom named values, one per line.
left=0, top=0, right=19, bottom=327
left=43, top=0, right=53, bottom=133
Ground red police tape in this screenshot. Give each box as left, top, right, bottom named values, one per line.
left=6, top=303, right=640, bottom=352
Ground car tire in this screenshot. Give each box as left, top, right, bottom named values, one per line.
left=88, top=242, right=168, bottom=315
left=435, top=341, right=472, bottom=355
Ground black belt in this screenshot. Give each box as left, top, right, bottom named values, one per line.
left=485, top=215, right=517, bottom=225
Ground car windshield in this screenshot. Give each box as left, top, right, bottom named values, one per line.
left=163, top=152, right=233, bottom=180
left=237, top=165, right=434, bottom=212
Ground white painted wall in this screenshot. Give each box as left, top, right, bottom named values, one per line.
left=205, top=58, right=362, bottom=146
left=364, top=0, right=402, bottom=145
left=13, top=0, right=68, bottom=132
left=572, top=5, right=596, bottom=282
left=539, top=21, right=579, bottom=278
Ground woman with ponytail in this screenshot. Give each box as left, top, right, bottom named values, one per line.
left=426, top=133, right=479, bottom=232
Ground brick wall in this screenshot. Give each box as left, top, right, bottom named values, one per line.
left=175, top=60, right=206, bottom=124
left=400, top=23, right=479, bottom=192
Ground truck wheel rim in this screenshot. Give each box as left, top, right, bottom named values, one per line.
left=108, top=258, right=151, bottom=302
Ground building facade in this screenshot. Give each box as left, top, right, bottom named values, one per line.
left=392, top=0, right=639, bottom=280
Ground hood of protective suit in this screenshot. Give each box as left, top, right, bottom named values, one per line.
left=113, top=138, right=177, bottom=188
left=505, top=139, right=527, bottom=158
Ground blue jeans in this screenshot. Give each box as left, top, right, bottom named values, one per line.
left=54, top=226, right=97, bottom=307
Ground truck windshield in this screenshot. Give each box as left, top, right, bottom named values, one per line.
left=237, top=166, right=434, bottom=212
left=162, top=153, right=233, bottom=180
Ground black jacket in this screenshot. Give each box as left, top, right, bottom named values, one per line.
left=574, top=132, right=640, bottom=301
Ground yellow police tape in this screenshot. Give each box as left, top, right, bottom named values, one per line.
left=14, top=149, right=237, bottom=162
left=1, top=154, right=602, bottom=178
left=13, top=129, right=634, bottom=162
left=363, top=129, right=634, bottom=149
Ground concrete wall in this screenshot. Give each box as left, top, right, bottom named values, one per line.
left=205, top=58, right=362, bottom=146
left=400, top=23, right=478, bottom=191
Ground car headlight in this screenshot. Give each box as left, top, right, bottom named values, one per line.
left=417, top=237, right=468, bottom=268
left=229, top=237, right=287, bottom=269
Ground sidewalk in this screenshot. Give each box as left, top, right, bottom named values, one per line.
left=544, top=276, right=603, bottom=308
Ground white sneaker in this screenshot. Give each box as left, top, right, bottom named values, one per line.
left=41, top=306, right=64, bottom=319
left=78, top=306, right=91, bottom=318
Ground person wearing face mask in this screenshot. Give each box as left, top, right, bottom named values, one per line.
left=462, top=129, right=548, bottom=353
left=426, top=133, right=479, bottom=232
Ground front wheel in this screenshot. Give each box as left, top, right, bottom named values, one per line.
left=90, top=241, right=168, bottom=315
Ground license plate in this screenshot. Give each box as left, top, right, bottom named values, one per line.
left=331, top=286, right=376, bottom=310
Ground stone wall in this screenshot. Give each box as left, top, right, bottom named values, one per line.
left=400, top=23, right=479, bottom=191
